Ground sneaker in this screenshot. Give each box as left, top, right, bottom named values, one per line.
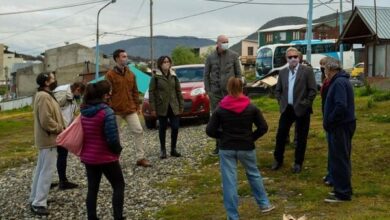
left=59, top=181, right=78, bottom=190
left=30, top=205, right=49, bottom=216
left=324, top=195, right=350, bottom=203
left=210, top=147, right=219, bottom=156
left=328, top=191, right=335, bottom=196
left=50, top=182, right=59, bottom=189
left=170, top=149, right=181, bottom=157
left=260, top=205, right=275, bottom=213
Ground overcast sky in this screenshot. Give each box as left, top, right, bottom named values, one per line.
left=1, top=0, right=389, bottom=56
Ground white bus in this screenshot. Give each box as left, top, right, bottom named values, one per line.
left=255, top=39, right=355, bottom=78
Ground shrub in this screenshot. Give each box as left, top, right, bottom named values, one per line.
left=372, top=91, right=390, bottom=102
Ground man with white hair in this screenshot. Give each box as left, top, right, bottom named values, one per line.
left=204, top=35, right=242, bottom=155
left=272, top=47, right=317, bottom=173
left=322, top=57, right=356, bottom=203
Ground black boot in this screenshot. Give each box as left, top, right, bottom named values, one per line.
left=170, top=148, right=181, bottom=157
left=160, top=149, right=167, bottom=159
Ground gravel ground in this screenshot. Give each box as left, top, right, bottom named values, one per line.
left=0, top=120, right=210, bottom=220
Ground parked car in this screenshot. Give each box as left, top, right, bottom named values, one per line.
left=142, top=64, right=210, bottom=129
left=313, top=67, right=323, bottom=90
left=351, top=62, right=364, bottom=77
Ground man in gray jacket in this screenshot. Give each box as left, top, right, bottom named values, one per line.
left=271, top=47, right=317, bottom=173
left=204, top=35, right=242, bottom=155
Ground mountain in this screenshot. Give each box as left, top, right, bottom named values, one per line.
left=98, top=36, right=215, bottom=59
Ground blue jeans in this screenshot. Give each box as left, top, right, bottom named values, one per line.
left=219, top=150, right=271, bottom=220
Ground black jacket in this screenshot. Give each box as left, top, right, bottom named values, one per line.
left=206, top=98, right=268, bottom=151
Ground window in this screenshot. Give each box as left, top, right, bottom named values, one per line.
left=265, top=33, right=273, bottom=43
left=248, top=47, right=254, bottom=56
left=293, top=31, right=300, bottom=40
left=279, top=32, right=286, bottom=41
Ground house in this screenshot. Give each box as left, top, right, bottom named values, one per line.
left=14, top=43, right=114, bottom=97
left=0, top=44, right=24, bottom=85
left=339, top=6, right=390, bottom=78
left=258, top=11, right=352, bottom=47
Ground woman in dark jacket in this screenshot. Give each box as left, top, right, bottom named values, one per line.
left=206, top=77, right=274, bottom=219
left=319, top=57, right=333, bottom=187
left=148, top=56, right=184, bottom=159
left=80, top=80, right=124, bottom=220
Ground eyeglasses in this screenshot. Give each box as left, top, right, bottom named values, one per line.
left=287, top=55, right=299, bottom=59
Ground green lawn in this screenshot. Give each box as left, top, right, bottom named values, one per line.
left=154, top=87, right=390, bottom=220
left=0, top=106, right=36, bottom=173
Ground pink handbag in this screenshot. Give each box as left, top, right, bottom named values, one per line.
left=56, top=115, right=83, bottom=156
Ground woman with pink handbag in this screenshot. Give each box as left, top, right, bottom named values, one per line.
left=79, top=80, right=124, bottom=220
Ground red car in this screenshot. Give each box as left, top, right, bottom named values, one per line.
left=142, top=64, right=210, bottom=129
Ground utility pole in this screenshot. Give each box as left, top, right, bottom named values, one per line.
left=150, top=0, right=154, bottom=70
left=95, top=0, right=116, bottom=79
left=339, top=0, right=344, bottom=66
left=306, top=0, right=313, bottom=64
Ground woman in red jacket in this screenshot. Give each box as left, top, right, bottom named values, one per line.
left=80, top=80, right=124, bottom=220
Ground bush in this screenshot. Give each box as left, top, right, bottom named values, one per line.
left=372, top=91, right=390, bottom=102
left=367, top=98, right=375, bottom=109
left=357, top=82, right=377, bottom=96
left=0, top=85, right=7, bottom=96
left=370, top=114, right=390, bottom=123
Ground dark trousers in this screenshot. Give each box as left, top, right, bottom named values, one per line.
left=85, top=161, right=125, bottom=220
left=158, top=106, right=180, bottom=152
left=328, top=122, right=356, bottom=200
left=57, top=146, right=68, bottom=182
left=274, top=105, right=311, bottom=165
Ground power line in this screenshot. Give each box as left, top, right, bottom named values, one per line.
left=315, top=0, right=337, bottom=11
left=205, top=0, right=351, bottom=5
left=0, top=23, right=96, bottom=34
left=109, top=0, right=255, bottom=34
left=0, top=0, right=107, bottom=16
left=0, top=4, right=99, bottom=41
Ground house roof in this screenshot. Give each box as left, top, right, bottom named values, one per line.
left=259, top=24, right=310, bottom=33
left=358, top=6, right=390, bottom=39
left=340, top=6, right=390, bottom=43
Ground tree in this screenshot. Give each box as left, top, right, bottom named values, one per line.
left=171, top=46, right=200, bottom=65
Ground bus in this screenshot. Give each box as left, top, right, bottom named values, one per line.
left=255, top=39, right=355, bottom=79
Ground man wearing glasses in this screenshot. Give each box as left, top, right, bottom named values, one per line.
left=271, top=47, right=317, bottom=173
left=204, top=35, right=242, bottom=155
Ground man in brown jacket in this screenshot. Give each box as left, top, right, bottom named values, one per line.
left=29, top=72, right=65, bottom=216
left=106, top=49, right=151, bottom=167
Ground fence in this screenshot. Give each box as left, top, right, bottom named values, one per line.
left=0, top=96, right=33, bottom=111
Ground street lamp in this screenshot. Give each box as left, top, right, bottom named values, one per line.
left=95, top=0, right=116, bottom=79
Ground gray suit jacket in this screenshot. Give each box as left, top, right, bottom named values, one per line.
left=275, top=64, right=317, bottom=117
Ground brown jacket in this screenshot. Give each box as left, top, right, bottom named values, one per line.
left=34, top=91, right=65, bottom=149
left=105, top=66, right=140, bottom=115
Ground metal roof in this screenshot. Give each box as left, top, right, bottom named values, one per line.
left=358, top=6, right=390, bottom=39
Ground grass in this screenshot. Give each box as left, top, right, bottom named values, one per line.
left=0, top=106, right=36, bottom=173
left=153, top=87, right=390, bottom=220
left=1, top=87, right=390, bottom=219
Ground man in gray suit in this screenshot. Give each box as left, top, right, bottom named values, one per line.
left=204, top=35, right=242, bottom=155
left=271, top=47, right=317, bottom=173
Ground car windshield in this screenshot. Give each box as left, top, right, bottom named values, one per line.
left=174, top=67, right=204, bottom=83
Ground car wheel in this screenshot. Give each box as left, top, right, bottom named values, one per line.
left=145, top=118, right=157, bottom=129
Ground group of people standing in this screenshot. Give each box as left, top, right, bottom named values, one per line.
left=204, top=35, right=356, bottom=219
left=28, top=33, right=356, bottom=219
